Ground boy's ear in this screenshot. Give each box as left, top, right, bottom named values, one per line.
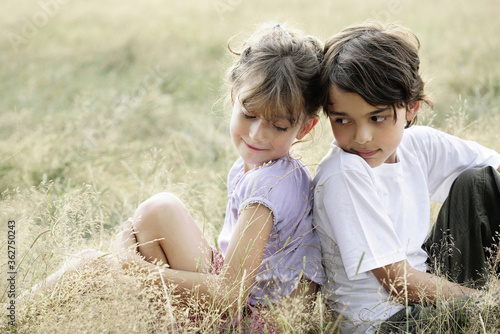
left=406, top=101, right=420, bottom=121
left=296, top=115, right=319, bottom=140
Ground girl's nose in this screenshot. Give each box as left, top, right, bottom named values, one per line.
left=355, top=125, right=372, bottom=144
left=249, top=119, right=266, bottom=142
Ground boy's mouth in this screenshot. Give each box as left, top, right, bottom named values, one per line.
left=354, top=149, right=379, bottom=159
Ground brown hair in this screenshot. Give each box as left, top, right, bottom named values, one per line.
left=320, top=21, right=432, bottom=127
left=227, top=23, right=323, bottom=126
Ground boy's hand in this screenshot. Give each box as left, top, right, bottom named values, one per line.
left=372, top=260, right=480, bottom=304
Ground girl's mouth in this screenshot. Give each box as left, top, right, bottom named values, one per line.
left=244, top=141, right=266, bottom=151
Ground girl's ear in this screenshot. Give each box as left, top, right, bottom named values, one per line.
left=296, top=115, right=319, bottom=140
left=231, top=89, right=235, bottom=107
left=406, top=101, right=420, bottom=121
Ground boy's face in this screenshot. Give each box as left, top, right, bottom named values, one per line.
left=326, top=86, right=418, bottom=168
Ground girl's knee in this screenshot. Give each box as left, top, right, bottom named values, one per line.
left=134, top=192, right=183, bottom=229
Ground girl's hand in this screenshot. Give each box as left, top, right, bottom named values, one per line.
left=114, top=219, right=143, bottom=265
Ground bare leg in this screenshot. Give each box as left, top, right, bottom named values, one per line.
left=132, top=192, right=213, bottom=273
left=18, top=249, right=114, bottom=303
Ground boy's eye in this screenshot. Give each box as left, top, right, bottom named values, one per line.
left=371, top=116, right=386, bottom=122
left=334, top=118, right=349, bottom=125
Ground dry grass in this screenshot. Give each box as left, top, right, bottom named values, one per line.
left=1, top=0, right=500, bottom=332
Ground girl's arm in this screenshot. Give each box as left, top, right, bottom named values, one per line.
left=372, top=260, right=481, bottom=305
left=221, top=203, right=273, bottom=303
left=117, top=203, right=273, bottom=309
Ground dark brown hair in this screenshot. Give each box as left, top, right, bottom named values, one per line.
left=228, top=23, right=324, bottom=126
left=320, top=21, right=432, bottom=127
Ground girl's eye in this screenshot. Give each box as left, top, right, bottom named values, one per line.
left=274, top=125, right=288, bottom=132
left=272, top=119, right=291, bottom=132
left=241, top=112, right=256, bottom=119
left=371, top=116, right=386, bottom=122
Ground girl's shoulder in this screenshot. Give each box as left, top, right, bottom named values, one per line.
left=247, top=155, right=311, bottom=187
left=263, top=154, right=311, bottom=176
left=230, top=155, right=312, bottom=198
left=230, top=156, right=314, bottom=225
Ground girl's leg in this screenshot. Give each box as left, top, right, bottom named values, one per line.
left=132, top=192, right=213, bottom=273
left=423, top=166, right=500, bottom=287
left=19, top=249, right=115, bottom=302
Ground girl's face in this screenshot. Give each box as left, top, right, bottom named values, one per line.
left=230, top=88, right=317, bottom=172
left=327, top=86, right=418, bottom=168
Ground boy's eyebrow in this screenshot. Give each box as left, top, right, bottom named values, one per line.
left=368, top=106, right=392, bottom=115
left=328, top=110, right=347, bottom=116
left=328, top=106, right=392, bottom=116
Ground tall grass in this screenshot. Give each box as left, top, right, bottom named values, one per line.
left=1, top=0, right=500, bottom=332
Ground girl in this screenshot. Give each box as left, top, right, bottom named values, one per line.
left=35, top=22, right=325, bottom=330
left=313, top=21, right=500, bottom=333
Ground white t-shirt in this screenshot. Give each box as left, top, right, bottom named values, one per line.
left=313, top=126, right=500, bottom=333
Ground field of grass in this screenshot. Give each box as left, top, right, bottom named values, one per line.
left=1, top=0, right=500, bottom=332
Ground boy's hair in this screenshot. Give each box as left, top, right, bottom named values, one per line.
left=227, top=23, right=324, bottom=126
left=320, top=21, right=432, bottom=127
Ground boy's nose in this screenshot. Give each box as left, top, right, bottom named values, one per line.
left=355, top=126, right=372, bottom=144
left=249, top=119, right=266, bottom=142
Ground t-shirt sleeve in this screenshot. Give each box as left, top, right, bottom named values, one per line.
left=233, top=160, right=324, bottom=302
left=236, top=163, right=311, bottom=226
left=409, top=126, right=500, bottom=202
left=318, top=169, right=406, bottom=280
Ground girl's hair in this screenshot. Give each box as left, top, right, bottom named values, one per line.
left=320, top=21, right=433, bottom=127
left=227, top=23, right=324, bottom=126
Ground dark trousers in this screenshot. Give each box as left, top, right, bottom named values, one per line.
left=379, top=166, right=500, bottom=333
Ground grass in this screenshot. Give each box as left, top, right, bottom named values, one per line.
left=1, top=0, right=500, bottom=332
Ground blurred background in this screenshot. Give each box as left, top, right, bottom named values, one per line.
left=1, top=1, right=499, bottom=329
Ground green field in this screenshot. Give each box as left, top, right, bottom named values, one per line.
left=1, top=0, right=500, bottom=332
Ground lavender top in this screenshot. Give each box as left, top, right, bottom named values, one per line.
left=217, top=155, right=324, bottom=305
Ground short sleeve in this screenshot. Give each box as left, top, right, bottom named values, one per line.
left=236, top=159, right=312, bottom=228
left=231, top=157, right=324, bottom=304
left=314, top=154, right=406, bottom=280
left=314, top=149, right=406, bottom=280
left=405, top=126, right=500, bottom=202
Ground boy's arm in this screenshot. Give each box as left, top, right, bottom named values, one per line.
left=372, top=260, right=481, bottom=305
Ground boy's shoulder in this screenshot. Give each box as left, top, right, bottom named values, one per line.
left=404, top=124, right=436, bottom=137
left=402, top=125, right=449, bottom=144
left=400, top=125, right=459, bottom=156
left=313, top=143, right=375, bottom=189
